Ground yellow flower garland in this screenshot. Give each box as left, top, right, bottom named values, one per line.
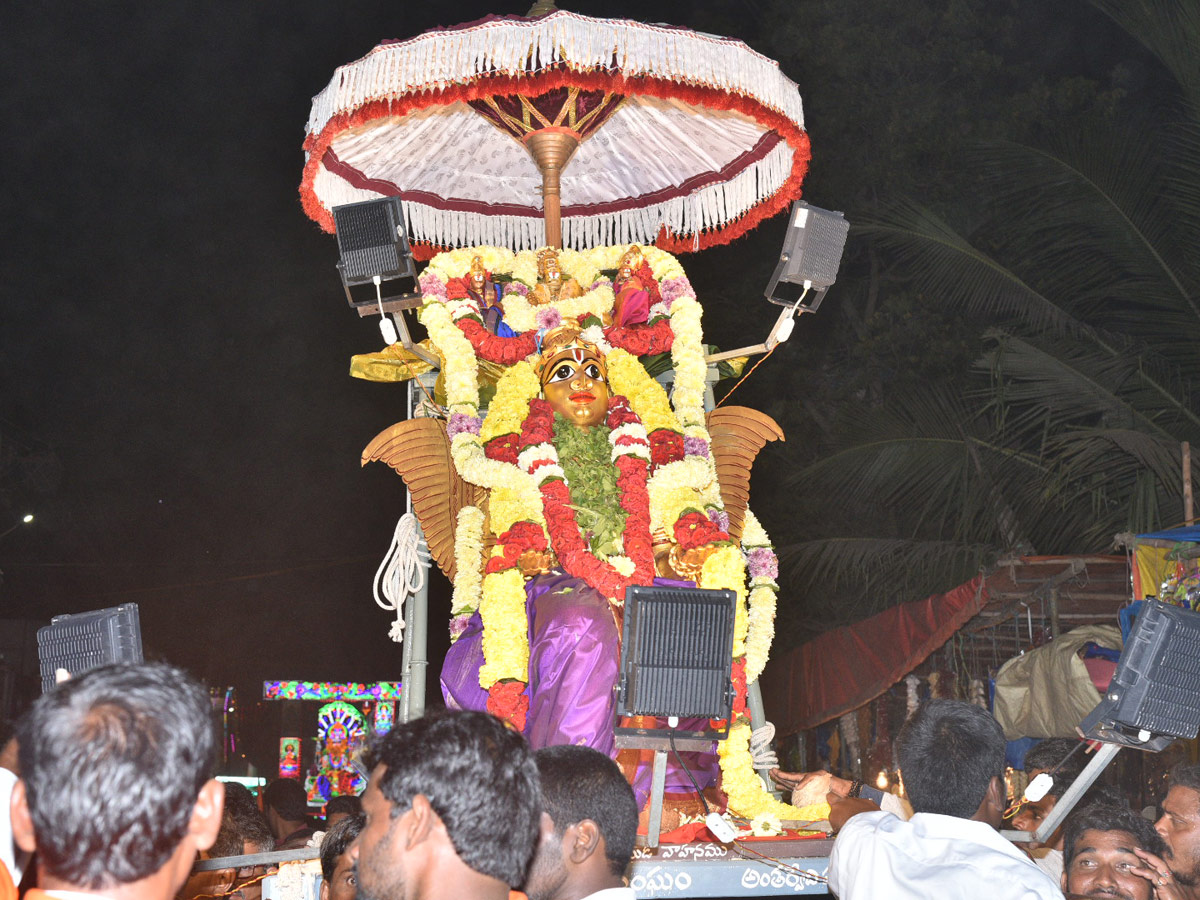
left=450, top=506, right=485, bottom=618
left=481, top=362, right=540, bottom=442
left=700, top=545, right=749, bottom=656
left=605, top=349, right=681, bottom=435
left=720, top=721, right=827, bottom=821
left=647, top=459, right=717, bottom=532
left=478, top=568, right=529, bottom=687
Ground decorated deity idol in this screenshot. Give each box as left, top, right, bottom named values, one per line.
left=364, top=244, right=825, bottom=824
left=609, top=245, right=657, bottom=327
left=528, top=247, right=584, bottom=306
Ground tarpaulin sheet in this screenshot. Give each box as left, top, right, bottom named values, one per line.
left=762, top=576, right=987, bottom=734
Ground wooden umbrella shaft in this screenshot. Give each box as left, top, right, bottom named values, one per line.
left=524, top=129, right=580, bottom=249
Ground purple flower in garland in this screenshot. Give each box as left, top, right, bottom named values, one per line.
left=536, top=307, right=563, bottom=331
left=448, top=613, right=473, bottom=642
left=504, top=282, right=530, bottom=297
left=707, top=507, right=730, bottom=533
left=419, top=271, right=447, bottom=299
left=745, top=547, right=778, bottom=581
left=660, top=275, right=695, bottom=307
left=447, top=412, right=482, bottom=439
left=683, top=435, right=710, bottom=458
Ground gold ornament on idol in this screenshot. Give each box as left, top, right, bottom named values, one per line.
left=536, top=323, right=610, bottom=428
left=529, top=248, right=584, bottom=307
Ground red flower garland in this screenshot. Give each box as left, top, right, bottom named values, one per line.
left=604, top=318, right=674, bottom=356
left=528, top=397, right=656, bottom=600
left=649, top=429, right=685, bottom=468
left=674, top=510, right=730, bottom=550
left=484, top=522, right=549, bottom=574
left=485, top=433, right=520, bottom=465
left=486, top=679, right=529, bottom=732
left=457, top=317, right=538, bottom=367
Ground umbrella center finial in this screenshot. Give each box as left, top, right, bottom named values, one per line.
left=525, top=0, right=558, bottom=17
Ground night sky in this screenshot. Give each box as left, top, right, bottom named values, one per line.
left=1, top=0, right=1140, bottom=758
left=0, top=0, right=794, bottom=724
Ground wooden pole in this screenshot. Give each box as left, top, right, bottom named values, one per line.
left=524, top=129, right=579, bottom=249
left=1184, top=441, right=1194, bottom=524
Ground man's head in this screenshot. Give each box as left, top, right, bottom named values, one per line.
left=197, top=791, right=275, bottom=900
left=350, top=710, right=540, bottom=900
left=11, top=662, right=223, bottom=893
left=524, top=746, right=638, bottom=900
left=326, top=794, right=363, bottom=829
left=264, top=778, right=311, bottom=838
left=1157, top=763, right=1200, bottom=886
left=896, top=699, right=1005, bottom=825
left=321, top=813, right=364, bottom=900
left=1062, top=802, right=1165, bottom=900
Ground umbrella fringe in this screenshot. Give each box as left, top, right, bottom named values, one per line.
left=307, top=11, right=805, bottom=140
left=311, top=140, right=793, bottom=252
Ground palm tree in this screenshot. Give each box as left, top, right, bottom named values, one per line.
left=776, top=0, right=1200, bottom=629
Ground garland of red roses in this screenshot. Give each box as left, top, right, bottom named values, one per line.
left=522, top=396, right=655, bottom=601
left=457, top=317, right=538, bottom=366
left=604, top=317, right=674, bottom=356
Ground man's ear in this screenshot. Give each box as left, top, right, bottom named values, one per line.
left=10, top=779, right=35, bottom=854
left=1061, top=869, right=1069, bottom=894
left=190, top=779, right=225, bottom=853
left=404, top=794, right=438, bottom=849
left=566, top=820, right=602, bottom=865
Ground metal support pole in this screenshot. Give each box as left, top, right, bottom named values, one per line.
left=747, top=680, right=780, bottom=796
left=645, top=749, right=669, bottom=849
left=407, top=520, right=430, bottom=720
left=999, top=742, right=1122, bottom=844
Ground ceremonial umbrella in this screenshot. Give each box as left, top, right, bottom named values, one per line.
left=300, top=7, right=810, bottom=255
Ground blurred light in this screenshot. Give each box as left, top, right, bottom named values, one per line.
left=22, top=514, right=33, bottom=523
left=876, top=771, right=889, bottom=790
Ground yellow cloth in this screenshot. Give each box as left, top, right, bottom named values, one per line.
left=1134, top=542, right=1176, bottom=600
left=349, top=341, right=438, bottom=382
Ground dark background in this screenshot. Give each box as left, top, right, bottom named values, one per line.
left=0, top=0, right=1146, bottom=770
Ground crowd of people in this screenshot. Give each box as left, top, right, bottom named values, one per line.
left=1, top=664, right=1198, bottom=900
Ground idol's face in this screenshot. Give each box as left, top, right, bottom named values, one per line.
left=542, top=356, right=609, bottom=428
left=542, top=259, right=564, bottom=290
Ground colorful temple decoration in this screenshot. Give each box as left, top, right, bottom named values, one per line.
left=373, top=701, right=395, bottom=734
left=305, top=701, right=368, bottom=808
left=262, top=681, right=403, bottom=701
left=279, top=737, right=302, bottom=779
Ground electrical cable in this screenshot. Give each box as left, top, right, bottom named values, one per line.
left=668, top=730, right=712, bottom=817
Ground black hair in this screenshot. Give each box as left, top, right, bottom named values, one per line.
left=1062, top=801, right=1165, bottom=866
left=365, top=709, right=540, bottom=887
left=1169, top=763, right=1200, bottom=794
left=896, top=699, right=1004, bottom=818
left=320, top=813, right=365, bottom=882
left=534, top=745, right=639, bottom=876
left=325, top=794, right=362, bottom=819
left=15, top=662, right=216, bottom=889
left=211, top=796, right=275, bottom=859
left=264, top=778, right=311, bottom=822
left=1023, top=738, right=1088, bottom=799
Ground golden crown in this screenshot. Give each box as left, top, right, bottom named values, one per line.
left=535, top=321, right=607, bottom=385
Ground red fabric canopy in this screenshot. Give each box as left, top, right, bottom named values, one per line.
left=762, top=576, right=988, bottom=734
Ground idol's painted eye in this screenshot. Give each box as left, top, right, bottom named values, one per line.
left=549, top=362, right=577, bottom=383
left=584, top=363, right=602, bottom=380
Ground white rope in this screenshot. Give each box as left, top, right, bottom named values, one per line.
left=749, top=721, right=779, bottom=769
left=373, top=513, right=430, bottom=643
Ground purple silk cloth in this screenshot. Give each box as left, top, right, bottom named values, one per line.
left=440, top=569, right=719, bottom=806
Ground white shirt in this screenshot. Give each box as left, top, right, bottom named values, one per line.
left=828, top=810, right=1065, bottom=900
left=580, top=889, right=636, bottom=900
